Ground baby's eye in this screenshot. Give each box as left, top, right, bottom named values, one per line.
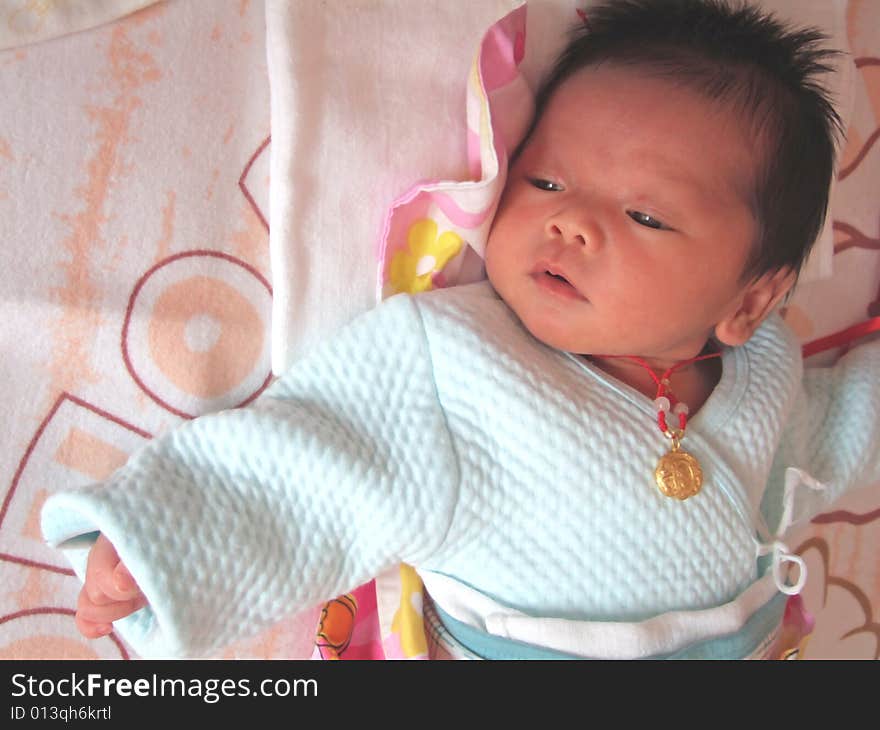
left=627, top=210, right=670, bottom=230
left=528, top=178, right=564, bottom=192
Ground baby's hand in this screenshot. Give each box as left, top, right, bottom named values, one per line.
left=76, top=533, right=147, bottom=639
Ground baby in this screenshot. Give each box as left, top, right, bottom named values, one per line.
left=43, top=0, right=880, bottom=659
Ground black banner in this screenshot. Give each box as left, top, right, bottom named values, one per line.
left=0, top=659, right=849, bottom=721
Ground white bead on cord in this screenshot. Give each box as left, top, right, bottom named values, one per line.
left=655, top=394, right=691, bottom=438
left=596, top=350, right=721, bottom=440
left=653, top=397, right=690, bottom=413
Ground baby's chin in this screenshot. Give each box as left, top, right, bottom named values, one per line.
left=486, top=267, right=599, bottom=354
left=511, top=306, right=592, bottom=355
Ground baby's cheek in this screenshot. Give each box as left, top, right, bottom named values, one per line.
left=619, top=265, right=661, bottom=305
left=483, top=236, right=505, bottom=289
left=485, top=216, right=517, bottom=261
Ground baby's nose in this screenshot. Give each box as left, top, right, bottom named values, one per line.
left=547, top=222, right=587, bottom=247
left=546, top=214, right=602, bottom=251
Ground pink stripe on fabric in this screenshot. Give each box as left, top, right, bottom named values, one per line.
left=479, top=6, right=527, bottom=92
left=430, top=190, right=496, bottom=228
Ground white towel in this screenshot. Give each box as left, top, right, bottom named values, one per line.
left=265, top=0, right=521, bottom=374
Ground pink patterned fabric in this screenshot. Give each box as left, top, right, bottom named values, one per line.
left=377, top=5, right=531, bottom=300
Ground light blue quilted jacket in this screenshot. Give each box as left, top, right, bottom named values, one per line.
left=42, top=282, right=880, bottom=657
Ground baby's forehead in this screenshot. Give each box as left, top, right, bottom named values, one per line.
left=584, top=63, right=769, bottom=154
left=548, top=62, right=761, bottom=131
left=529, top=65, right=762, bottom=199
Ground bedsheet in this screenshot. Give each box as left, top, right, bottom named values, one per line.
left=0, top=0, right=318, bottom=659
left=1, top=0, right=879, bottom=660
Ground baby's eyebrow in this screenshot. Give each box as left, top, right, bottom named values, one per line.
left=640, top=161, right=744, bottom=210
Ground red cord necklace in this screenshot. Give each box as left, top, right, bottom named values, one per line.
left=595, top=350, right=722, bottom=500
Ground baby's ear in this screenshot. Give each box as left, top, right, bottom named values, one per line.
left=714, top=267, right=796, bottom=347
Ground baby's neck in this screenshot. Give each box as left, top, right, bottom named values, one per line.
left=588, top=348, right=723, bottom=416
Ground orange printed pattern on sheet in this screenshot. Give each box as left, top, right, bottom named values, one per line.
left=50, top=20, right=163, bottom=399
left=53, top=428, right=130, bottom=481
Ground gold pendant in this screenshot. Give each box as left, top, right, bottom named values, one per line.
left=654, top=441, right=703, bottom=500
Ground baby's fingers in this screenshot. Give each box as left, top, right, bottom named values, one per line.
left=76, top=587, right=147, bottom=637
left=76, top=618, right=114, bottom=639
left=85, top=534, right=141, bottom=604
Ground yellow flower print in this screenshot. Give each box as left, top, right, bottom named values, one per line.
left=389, top=218, right=463, bottom=295
left=390, top=564, right=428, bottom=657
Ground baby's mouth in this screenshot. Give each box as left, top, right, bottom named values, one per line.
left=533, top=268, right=588, bottom=301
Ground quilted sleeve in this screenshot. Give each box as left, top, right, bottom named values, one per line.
left=763, top=338, right=880, bottom=534
left=41, top=293, right=461, bottom=658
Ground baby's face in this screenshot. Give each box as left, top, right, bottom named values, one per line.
left=486, top=65, right=759, bottom=362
